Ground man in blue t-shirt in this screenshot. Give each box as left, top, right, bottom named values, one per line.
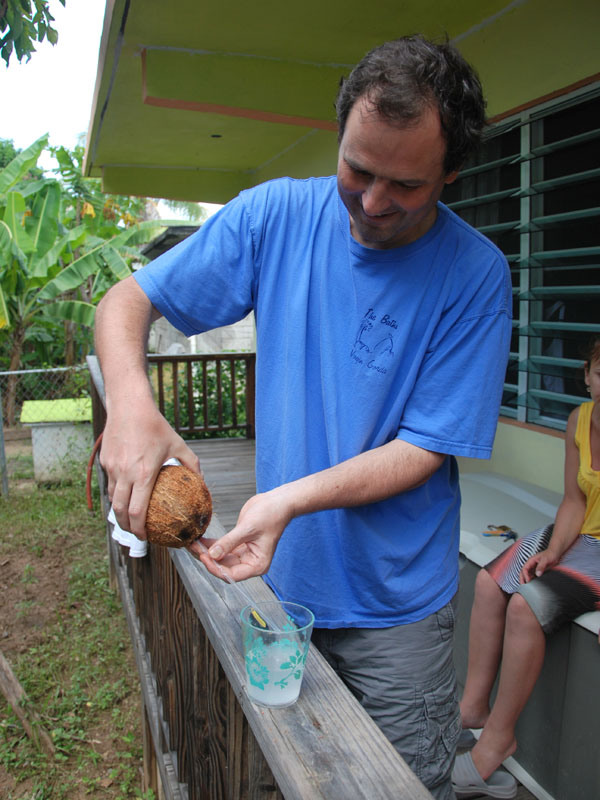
left=95, top=37, right=512, bottom=799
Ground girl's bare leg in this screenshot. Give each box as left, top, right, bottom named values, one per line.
left=470, top=592, right=546, bottom=780
left=460, top=569, right=509, bottom=730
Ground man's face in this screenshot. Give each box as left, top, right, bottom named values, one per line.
left=337, top=96, right=459, bottom=249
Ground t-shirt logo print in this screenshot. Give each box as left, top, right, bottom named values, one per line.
left=351, top=308, right=396, bottom=374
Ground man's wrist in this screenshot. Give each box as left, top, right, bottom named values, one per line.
left=266, top=482, right=304, bottom=525
left=105, top=381, right=155, bottom=412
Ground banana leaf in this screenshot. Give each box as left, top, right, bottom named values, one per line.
left=102, top=244, right=132, bottom=281
left=109, top=219, right=188, bottom=249
left=27, top=182, right=61, bottom=266
left=30, top=225, right=86, bottom=279
left=90, top=269, right=113, bottom=301
left=41, top=299, right=96, bottom=327
left=0, top=284, right=9, bottom=329
left=0, top=219, right=11, bottom=259
left=17, top=177, right=53, bottom=199
left=36, top=247, right=104, bottom=301
left=0, top=134, right=49, bottom=194
left=3, top=191, right=34, bottom=255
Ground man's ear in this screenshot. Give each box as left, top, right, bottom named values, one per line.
left=444, top=170, right=460, bottom=186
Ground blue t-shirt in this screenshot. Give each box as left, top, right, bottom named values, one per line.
left=135, top=176, right=512, bottom=628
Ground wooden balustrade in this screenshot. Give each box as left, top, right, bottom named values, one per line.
left=148, top=353, right=256, bottom=440
left=87, top=355, right=432, bottom=800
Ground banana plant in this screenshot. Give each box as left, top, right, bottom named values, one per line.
left=0, top=136, right=184, bottom=423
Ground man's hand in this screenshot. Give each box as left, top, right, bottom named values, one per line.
left=520, top=549, right=559, bottom=583
left=95, top=276, right=201, bottom=539
left=100, top=400, right=200, bottom=538
left=189, top=488, right=294, bottom=580
left=189, top=438, right=443, bottom=583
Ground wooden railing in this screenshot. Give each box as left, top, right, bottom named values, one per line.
left=87, top=355, right=432, bottom=800
left=149, top=353, right=256, bottom=440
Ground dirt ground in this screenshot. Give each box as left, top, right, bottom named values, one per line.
left=0, top=437, right=145, bottom=799
left=2, top=435, right=36, bottom=492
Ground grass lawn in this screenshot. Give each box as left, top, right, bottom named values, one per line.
left=0, top=439, right=151, bottom=799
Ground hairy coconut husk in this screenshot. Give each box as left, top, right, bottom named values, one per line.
left=145, top=465, right=212, bottom=548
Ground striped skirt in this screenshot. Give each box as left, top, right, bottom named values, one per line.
left=485, top=524, right=600, bottom=634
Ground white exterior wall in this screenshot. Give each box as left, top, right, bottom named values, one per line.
left=149, top=313, right=255, bottom=355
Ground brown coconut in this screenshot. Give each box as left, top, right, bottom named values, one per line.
left=145, top=465, right=212, bottom=547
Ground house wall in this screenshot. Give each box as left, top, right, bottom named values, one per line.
left=148, top=317, right=190, bottom=355
left=458, top=418, right=565, bottom=494
left=148, top=314, right=255, bottom=356
left=192, top=313, right=256, bottom=354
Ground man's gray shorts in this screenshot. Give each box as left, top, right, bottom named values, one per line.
left=311, top=596, right=460, bottom=800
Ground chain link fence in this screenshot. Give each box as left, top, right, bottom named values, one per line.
left=0, top=366, right=92, bottom=496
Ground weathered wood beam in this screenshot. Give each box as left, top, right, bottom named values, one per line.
left=0, top=649, right=55, bottom=758
left=171, top=517, right=432, bottom=800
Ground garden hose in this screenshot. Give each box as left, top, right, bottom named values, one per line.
left=86, top=432, right=103, bottom=511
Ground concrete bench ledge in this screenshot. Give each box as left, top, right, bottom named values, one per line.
left=458, top=470, right=600, bottom=635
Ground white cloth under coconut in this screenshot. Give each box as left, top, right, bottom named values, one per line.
left=108, top=458, right=180, bottom=558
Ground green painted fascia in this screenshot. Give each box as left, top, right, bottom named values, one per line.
left=144, top=49, right=340, bottom=122
left=253, top=130, right=339, bottom=185
left=101, top=165, right=255, bottom=204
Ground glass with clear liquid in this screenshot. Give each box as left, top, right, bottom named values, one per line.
left=241, top=601, right=314, bottom=708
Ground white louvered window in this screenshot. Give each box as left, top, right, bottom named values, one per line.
left=443, top=85, right=600, bottom=431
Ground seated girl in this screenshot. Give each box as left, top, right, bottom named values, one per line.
left=452, top=335, right=600, bottom=800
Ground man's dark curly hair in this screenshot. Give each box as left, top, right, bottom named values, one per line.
left=336, top=36, right=487, bottom=175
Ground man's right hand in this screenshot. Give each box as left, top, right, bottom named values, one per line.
left=100, top=401, right=200, bottom=538
left=95, top=276, right=200, bottom=538
left=190, top=487, right=295, bottom=580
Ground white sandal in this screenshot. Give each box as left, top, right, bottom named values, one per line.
left=452, top=752, right=517, bottom=799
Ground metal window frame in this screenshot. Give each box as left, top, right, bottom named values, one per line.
left=446, top=83, right=600, bottom=431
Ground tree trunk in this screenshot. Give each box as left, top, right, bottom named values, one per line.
left=64, top=319, right=75, bottom=366
left=63, top=289, right=77, bottom=366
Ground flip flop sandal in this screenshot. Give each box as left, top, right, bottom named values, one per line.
left=452, top=752, right=517, bottom=799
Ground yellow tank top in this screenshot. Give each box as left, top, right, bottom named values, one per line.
left=575, top=401, right=600, bottom=538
